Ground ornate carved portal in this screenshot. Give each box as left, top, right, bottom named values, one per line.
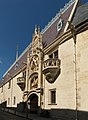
left=27, top=94, right=38, bottom=113
left=28, top=25, right=42, bottom=90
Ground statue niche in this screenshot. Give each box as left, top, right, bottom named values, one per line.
left=30, top=54, right=39, bottom=71
left=30, top=75, right=38, bottom=90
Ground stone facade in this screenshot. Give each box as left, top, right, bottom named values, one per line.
left=0, top=0, right=88, bottom=119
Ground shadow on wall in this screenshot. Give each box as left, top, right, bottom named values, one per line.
left=49, top=108, right=88, bottom=120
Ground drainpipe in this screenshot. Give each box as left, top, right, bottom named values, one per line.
left=68, top=21, right=78, bottom=120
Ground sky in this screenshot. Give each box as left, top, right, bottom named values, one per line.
left=0, top=0, right=87, bottom=80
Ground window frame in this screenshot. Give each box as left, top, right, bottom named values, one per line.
left=48, top=88, right=57, bottom=105
left=57, top=19, right=63, bottom=32
left=13, top=96, right=16, bottom=105
left=49, top=50, right=58, bottom=59
left=8, top=81, right=11, bottom=89
left=8, top=98, right=10, bottom=105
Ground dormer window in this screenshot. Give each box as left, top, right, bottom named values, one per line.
left=57, top=19, right=63, bottom=32
left=15, top=63, right=18, bottom=70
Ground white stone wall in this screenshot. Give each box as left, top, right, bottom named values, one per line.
left=4, top=81, right=12, bottom=107
left=0, top=29, right=88, bottom=113
left=0, top=87, right=3, bottom=104
left=44, top=39, right=76, bottom=110
left=0, top=72, right=23, bottom=107
left=77, top=29, right=88, bottom=111
left=11, top=72, right=23, bottom=107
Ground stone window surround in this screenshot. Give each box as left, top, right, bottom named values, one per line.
left=48, top=88, right=57, bottom=105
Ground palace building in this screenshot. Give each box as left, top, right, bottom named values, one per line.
left=0, top=0, right=88, bottom=119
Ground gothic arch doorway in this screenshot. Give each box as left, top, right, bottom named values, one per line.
left=28, top=94, right=38, bottom=113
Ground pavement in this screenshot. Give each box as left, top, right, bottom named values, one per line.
left=0, top=108, right=53, bottom=120
left=0, top=110, right=29, bottom=120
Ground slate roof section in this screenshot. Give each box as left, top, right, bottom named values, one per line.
left=0, top=45, right=31, bottom=86
left=73, top=2, right=88, bottom=26
left=1, top=44, right=31, bottom=86
left=1, top=1, right=88, bottom=87
left=3, top=51, right=27, bottom=84
left=42, top=0, right=76, bottom=47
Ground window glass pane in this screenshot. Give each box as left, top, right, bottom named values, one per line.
left=54, top=50, right=58, bottom=58
left=51, top=90, right=56, bottom=103
left=13, top=96, right=16, bottom=105
left=57, top=19, right=63, bottom=32
left=49, top=54, right=53, bottom=58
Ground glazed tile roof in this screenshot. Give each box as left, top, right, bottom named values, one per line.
left=42, top=0, right=76, bottom=46
left=1, top=44, right=31, bottom=85
left=3, top=51, right=27, bottom=84
left=73, top=2, right=88, bottom=26
left=0, top=1, right=88, bottom=87
left=0, top=0, right=77, bottom=86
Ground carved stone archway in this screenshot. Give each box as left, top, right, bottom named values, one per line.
left=27, top=93, right=38, bottom=113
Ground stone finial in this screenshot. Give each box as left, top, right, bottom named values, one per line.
left=34, top=25, right=41, bottom=35
left=38, top=25, right=40, bottom=34
left=35, top=25, right=37, bottom=35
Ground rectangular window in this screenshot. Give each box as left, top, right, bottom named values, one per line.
left=13, top=96, right=16, bottom=105
left=49, top=50, right=58, bottom=59
left=8, top=98, right=10, bottom=105
left=49, top=89, right=56, bottom=104
left=49, top=54, right=53, bottom=58
left=51, top=90, right=56, bottom=103
left=8, top=81, right=11, bottom=89
left=54, top=50, right=58, bottom=58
